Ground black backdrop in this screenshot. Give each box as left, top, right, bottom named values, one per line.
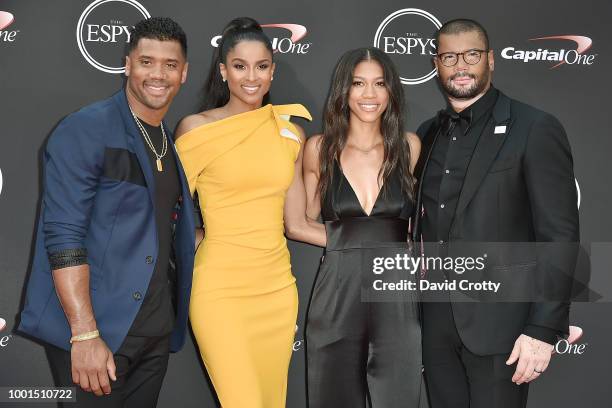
left=1, top=0, right=611, bottom=406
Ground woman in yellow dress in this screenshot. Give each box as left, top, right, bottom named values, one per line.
left=175, top=17, right=325, bottom=408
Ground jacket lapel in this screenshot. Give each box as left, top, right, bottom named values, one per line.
left=411, top=115, right=443, bottom=242
left=166, top=125, right=190, bottom=201
left=114, top=90, right=156, bottom=205
left=454, top=92, right=513, bottom=216
left=414, top=115, right=442, bottom=182
left=167, top=124, right=196, bottom=254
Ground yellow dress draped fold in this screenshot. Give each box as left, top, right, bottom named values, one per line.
left=176, top=104, right=311, bottom=408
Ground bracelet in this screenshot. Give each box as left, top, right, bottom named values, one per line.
left=70, top=330, right=100, bottom=344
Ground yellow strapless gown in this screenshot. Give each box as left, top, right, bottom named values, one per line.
left=176, top=104, right=311, bottom=408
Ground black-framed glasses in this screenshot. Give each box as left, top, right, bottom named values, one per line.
left=437, top=49, right=488, bottom=67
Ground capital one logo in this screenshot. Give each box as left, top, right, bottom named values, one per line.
left=0, top=11, right=19, bottom=42
left=211, top=24, right=311, bottom=55
left=554, top=326, right=586, bottom=355
left=76, top=0, right=151, bottom=74
left=292, top=324, right=304, bottom=351
left=501, top=35, right=597, bottom=68
left=374, top=8, right=441, bottom=85
left=0, top=317, right=11, bottom=348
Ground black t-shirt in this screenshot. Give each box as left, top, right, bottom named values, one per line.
left=128, top=119, right=180, bottom=336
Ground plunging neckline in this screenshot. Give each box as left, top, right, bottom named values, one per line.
left=337, top=161, right=384, bottom=217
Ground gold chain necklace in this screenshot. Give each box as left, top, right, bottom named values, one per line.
left=129, top=108, right=168, bottom=172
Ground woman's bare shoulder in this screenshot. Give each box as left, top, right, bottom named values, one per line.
left=174, top=109, right=224, bottom=140
left=306, top=133, right=323, bottom=147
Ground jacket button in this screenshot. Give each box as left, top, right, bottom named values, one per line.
left=145, top=256, right=153, bottom=264
left=133, top=291, right=142, bottom=301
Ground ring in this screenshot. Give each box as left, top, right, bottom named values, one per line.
left=534, top=369, right=543, bottom=374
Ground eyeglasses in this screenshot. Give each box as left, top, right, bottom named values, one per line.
left=437, top=49, right=488, bottom=67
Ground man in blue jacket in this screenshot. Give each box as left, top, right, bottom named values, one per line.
left=19, top=17, right=195, bottom=407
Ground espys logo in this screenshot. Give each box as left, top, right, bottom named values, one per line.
left=211, top=24, right=311, bottom=55
left=501, top=35, right=597, bottom=68
left=0, top=11, right=19, bottom=42
left=374, top=8, right=441, bottom=85
left=554, top=325, right=586, bottom=355
left=77, top=0, right=151, bottom=74
left=0, top=317, right=11, bottom=348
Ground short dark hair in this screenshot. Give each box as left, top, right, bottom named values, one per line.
left=128, top=17, right=187, bottom=57
left=435, top=18, right=490, bottom=50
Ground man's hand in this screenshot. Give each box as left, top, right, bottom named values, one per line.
left=71, top=337, right=117, bottom=396
left=51, top=265, right=117, bottom=395
left=506, top=334, right=554, bottom=385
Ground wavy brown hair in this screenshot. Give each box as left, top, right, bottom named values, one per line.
left=318, top=47, right=414, bottom=201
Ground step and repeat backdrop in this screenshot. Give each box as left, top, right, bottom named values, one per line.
left=1, top=0, right=611, bottom=406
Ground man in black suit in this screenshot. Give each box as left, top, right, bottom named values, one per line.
left=413, top=19, right=579, bottom=408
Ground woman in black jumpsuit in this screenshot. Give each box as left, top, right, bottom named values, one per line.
left=303, top=47, right=427, bottom=407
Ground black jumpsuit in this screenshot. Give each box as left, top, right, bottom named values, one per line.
left=306, top=159, right=427, bottom=407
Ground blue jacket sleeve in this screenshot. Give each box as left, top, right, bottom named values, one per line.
left=42, top=113, right=104, bottom=262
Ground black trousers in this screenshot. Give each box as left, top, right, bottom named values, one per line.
left=45, top=334, right=170, bottom=408
left=306, top=249, right=427, bottom=408
left=422, top=302, right=529, bottom=408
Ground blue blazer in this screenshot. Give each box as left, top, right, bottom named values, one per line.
left=19, top=90, right=196, bottom=353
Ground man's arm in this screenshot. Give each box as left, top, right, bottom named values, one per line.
left=43, top=116, right=116, bottom=395
left=52, top=265, right=116, bottom=395
left=523, top=113, right=579, bottom=334
left=507, top=112, right=579, bottom=384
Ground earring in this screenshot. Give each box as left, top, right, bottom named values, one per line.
left=222, top=77, right=226, bottom=82
left=271, top=76, right=274, bottom=81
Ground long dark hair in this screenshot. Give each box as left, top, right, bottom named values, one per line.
left=201, top=17, right=273, bottom=110
left=318, top=47, right=414, bottom=200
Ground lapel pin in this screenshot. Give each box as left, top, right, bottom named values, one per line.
left=494, top=125, right=507, bottom=134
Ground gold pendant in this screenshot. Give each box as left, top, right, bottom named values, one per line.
left=156, top=159, right=163, bottom=172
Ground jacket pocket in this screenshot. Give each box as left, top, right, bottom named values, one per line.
left=489, top=155, right=519, bottom=173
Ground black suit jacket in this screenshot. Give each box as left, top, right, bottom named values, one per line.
left=413, top=91, right=579, bottom=355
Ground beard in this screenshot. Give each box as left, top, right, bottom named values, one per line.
left=441, top=70, right=490, bottom=99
